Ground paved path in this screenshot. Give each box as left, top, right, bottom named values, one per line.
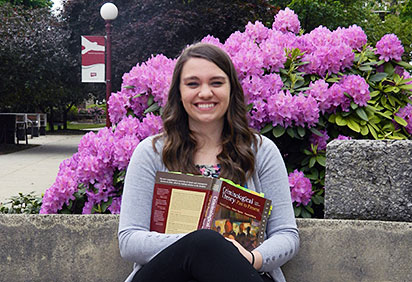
left=0, top=134, right=86, bottom=203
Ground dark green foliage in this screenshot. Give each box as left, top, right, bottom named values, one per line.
left=0, top=192, right=42, bottom=214
left=0, top=0, right=52, bottom=8
left=61, top=0, right=278, bottom=94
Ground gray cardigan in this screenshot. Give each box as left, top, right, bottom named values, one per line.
left=118, top=135, right=299, bottom=282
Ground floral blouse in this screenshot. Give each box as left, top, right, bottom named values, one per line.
left=196, top=164, right=221, bottom=178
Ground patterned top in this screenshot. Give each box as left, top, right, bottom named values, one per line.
left=196, top=164, right=221, bottom=178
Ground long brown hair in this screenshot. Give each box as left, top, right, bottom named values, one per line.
left=154, top=43, right=258, bottom=185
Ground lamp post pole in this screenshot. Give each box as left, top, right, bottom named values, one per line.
left=100, top=3, right=118, bottom=128
left=105, top=20, right=113, bottom=127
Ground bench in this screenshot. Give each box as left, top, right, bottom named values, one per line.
left=0, top=113, right=47, bottom=144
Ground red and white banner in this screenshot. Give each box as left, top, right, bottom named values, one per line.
left=81, top=36, right=105, bottom=83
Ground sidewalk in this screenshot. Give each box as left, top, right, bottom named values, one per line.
left=0, top=133, right=86, bottom=203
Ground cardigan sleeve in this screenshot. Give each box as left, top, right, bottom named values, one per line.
left=118, top=136, right=186, bottom=265
left=253, top=136, right=300, bottom=272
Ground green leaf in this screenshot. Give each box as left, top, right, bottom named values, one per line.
left=360, top=125, right=369, bottom=136
left=326, top=77, right=340, bottom=83
left=369, top=90, right=381, bottom=97
left=400, top=78, right=412, bottom=84
left=328, top=114, right=336, bottom=123
left=384, top=86, right=400, bottom=93
left=304, top=205, right=314, bottom=215
left=355, top=108, right=368, bottom=121
left=335, top=115, right=347, bottom=126
left=132, top=93, right=143, bottom=99
left=303, top=149, right=312, bottom=155
left=287, top=128, right=296, bottom=138
left=400, top=84, right=412, bottom=90
left=301, top=208, right=312, bottom=218
left=294, top=206, right=302, bottom=217
left=384, top=62, right=394, bottom=76
left=394, top=61, right=412, bottom=69
left=350, top=102, right=358, bottom=110
left=394, top=115, right=408, bottom=127
left=144, top=103, right=160, bottom=114
left=100, top=198, right=113, bottom=213
left=369, top=72, right=388, bottom=82
left=123, top=85, right=135, bottom=89
left=347, top=119, right=361, bottom=132
left=311, top=195, right=322, bottom=205
left=272, top=126, right=285, bottom=138
left=297, top=127, right=306, bottom=138
left=375, top=111, right=392, bottom=120
left=147, top=95, right=154, bottom=106
left=260, top=124, right=273, bottom=134
left=309, top=127, right=324, bottom=137
left=316, top=155, right=326, bottom=167
left=309, top=157, right=316, bottom=168
left=359, top=65, right=373, bottom=72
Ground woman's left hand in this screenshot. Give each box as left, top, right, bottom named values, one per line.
left=225, top=238, right=262, bottom=270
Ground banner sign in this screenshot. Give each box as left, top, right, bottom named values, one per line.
left=81, top=36, right=105, bottom=83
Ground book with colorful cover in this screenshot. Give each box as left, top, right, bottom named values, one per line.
left=150, top=171, right=272, bottom=251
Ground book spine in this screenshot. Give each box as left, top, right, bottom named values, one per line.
left=255, top=199, right=272, bottom=246
left=201, top=179, right=222, bottom=229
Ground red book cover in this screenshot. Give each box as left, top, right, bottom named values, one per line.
left=150, top=171, right=272, bottom=251
left=208, top=179, right=272, bottom=251
left=150, top=171, right=214, bottom=233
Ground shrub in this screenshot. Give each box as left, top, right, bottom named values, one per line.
left=40, top=8, right=412, bottom=217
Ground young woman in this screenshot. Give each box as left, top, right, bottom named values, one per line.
left=119, top=43, right=299, bottom=282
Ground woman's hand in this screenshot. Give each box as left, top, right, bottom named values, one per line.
left=225, top=238, right=262, bottom=270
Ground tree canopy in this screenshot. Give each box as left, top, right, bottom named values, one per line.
left=0, top=3, right=84, bottom=127
left=0, top=0, right=52, bottom=8
left=60, top=0, right=278, bottom=94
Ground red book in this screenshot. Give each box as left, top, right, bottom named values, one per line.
left=150, top=171, right=272, bottom=251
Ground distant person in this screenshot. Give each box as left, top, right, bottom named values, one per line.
left=118, top=43, right=299, bottom=282
left=223, top=220, right=236, bottom=240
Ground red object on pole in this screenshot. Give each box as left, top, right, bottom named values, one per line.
left=105, top=21, right=112, bottom=128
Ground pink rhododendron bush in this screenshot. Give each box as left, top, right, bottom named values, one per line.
left=40, top=8, right=412, bottom=217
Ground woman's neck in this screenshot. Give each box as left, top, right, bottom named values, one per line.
left=190, top=122, right=223, bottom=165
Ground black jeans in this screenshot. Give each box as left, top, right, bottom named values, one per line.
left=132, top=229, right=272, bottom=282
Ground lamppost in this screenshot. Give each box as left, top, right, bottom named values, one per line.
left=100, top=2, right=118, bottom=127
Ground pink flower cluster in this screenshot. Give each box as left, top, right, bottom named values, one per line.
left=40, top=114, right=163, bottom=214
left=396, top=104, right=412, bottom=134
left=107, top=9, right=372, bottom=129
left=108, top=54, right=175, bottom=124
left=305, top=75, right=370, bottom=114
left=375, top=34, right=404, bottom=62
left=273, top=7, right=300, bottom=34
left=309, top=130, right=330, bottom=151
left=288, top=169, right=313, bottom=206
left=298, top=26, right=357, bottom=76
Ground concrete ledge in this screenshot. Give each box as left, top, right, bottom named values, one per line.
left=0, top=215, right=132, bottom=282
left=284, top=218, right=412, bottom=282
left=1, top=215, right=412, bottom=282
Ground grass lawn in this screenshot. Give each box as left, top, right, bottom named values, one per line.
left=46, top=122, right=106, bottom=132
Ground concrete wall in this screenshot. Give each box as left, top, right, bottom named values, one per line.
left=325, top=140, right=412, bottom=221
left=0, top=214, right=132, bottom=282
left=1, top=215, right=412, bottom=282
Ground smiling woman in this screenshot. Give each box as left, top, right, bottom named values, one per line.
left=179, top=57, right=230, bottom=139
left=118, top=43, right=299, bottom=282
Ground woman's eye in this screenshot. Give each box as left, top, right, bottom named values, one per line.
left=186, top=82, right=198, bottom=87
left=212, top=81, right=223, bottom=86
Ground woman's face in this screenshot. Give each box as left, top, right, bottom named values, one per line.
left=179, top=57, right=230, bottom=130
